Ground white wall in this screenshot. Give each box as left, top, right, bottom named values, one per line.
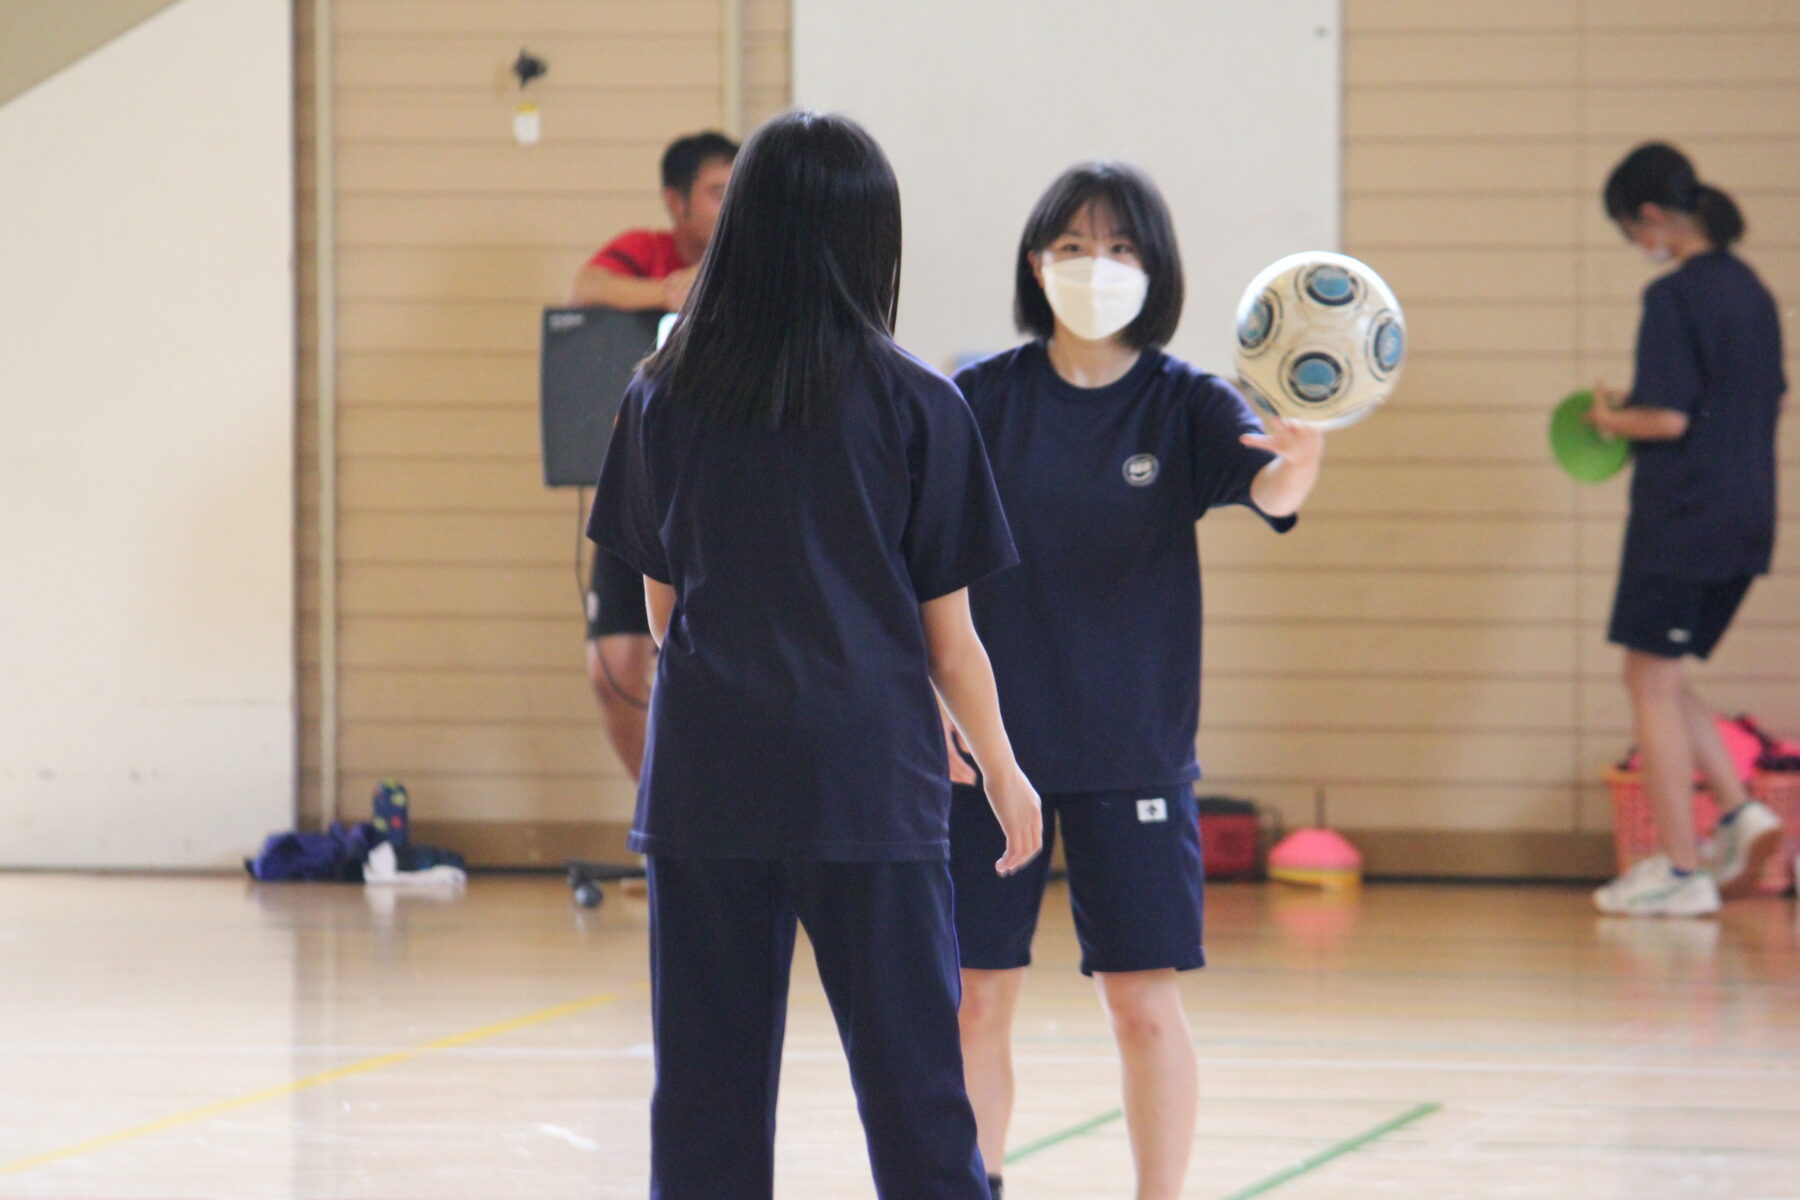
left=0, top=0, right=295, bottom=867
left=793, top=0, right=1342, bottom=375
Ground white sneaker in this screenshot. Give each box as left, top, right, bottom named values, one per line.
left=1709, top=800, right=1784, bottom=899
left=1593, top=858, right=1721, bottom=917
left=1592, top=855, right=1665, bottom=911
left=1620, top=854, right=1670, bottom=882
left=1597, top=854, right=1670, bottom=894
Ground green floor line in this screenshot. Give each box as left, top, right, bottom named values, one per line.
left=1004, top=1108, right=1125, bottom=1164
left=1219, top=1102, right=1441, bottom=1200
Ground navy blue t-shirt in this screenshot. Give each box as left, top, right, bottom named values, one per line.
left=957, top=342, right=1294, bottom=794
left=1623, top=251, right=1785, bottom=581
left=588, top=346, right=1018, bottom=861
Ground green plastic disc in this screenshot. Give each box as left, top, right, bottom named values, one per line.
left=1549, top=389, right=1630, bottom=483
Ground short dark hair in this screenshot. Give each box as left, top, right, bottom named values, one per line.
left=643, top=110, right=902, bottom=430
left=1015, top=162, right=1183, bottom=349
left=661, top=131, right=740, bottom=196
left=1603, top=141, right=1745, bottom=249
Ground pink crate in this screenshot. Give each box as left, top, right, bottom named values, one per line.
left=1605, top=768, right=1800, bottom=893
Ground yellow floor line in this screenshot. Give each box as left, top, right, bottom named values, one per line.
left=1, top=985, right=642, bottom=1176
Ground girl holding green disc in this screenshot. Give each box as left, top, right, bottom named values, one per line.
left=1587, top=143, right=1786, bottom=917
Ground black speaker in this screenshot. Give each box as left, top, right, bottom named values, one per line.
left=538, top=306, right=663, bottom=487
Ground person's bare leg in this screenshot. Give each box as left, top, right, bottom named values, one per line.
left=1678, top=685, right=1751, bottom=812
left=1624, top=650, right=1700, bottom=871
left=1682, top=684, right=1785, bottom=897
left=586, top=633, right=655, bottom=781
left=958, top=967, right=1026, bottom=1181
left=1094, top=969, right=1197, bottom=1200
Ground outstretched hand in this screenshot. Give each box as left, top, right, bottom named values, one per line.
left=1240, top=416, right=1324, bottom=467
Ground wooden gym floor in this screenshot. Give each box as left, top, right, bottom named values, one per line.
left=1, top=873, right=1796, bottom=1199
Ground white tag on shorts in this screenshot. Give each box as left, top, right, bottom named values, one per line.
left=1668, top=628, right=1692, bottom=644
left=1137, top=798, right=1168, bottom=823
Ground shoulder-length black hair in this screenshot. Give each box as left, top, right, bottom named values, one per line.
left=1014, top=162, right=1183, bottom=349
left=1603, top=141, right=1745, bottom=249
left=644, top=109, right=901, bottom=429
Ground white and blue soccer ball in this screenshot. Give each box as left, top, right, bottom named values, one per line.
left=1233, top=251, right=1405, bottom=430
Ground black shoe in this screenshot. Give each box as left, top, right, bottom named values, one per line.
left=987, top=1176, right=1004, bottom=1200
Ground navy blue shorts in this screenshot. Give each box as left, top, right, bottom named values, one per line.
left=586, top=548, right=652, bottom=640
left=948, top=783, right=1205, bottom=976
left=1608, top=573, right=1753, bottom=660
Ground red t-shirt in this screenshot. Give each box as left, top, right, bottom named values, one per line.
left=587, top=229, right=688, bottom=279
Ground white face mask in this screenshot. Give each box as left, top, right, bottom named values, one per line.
left=1041, top=255, right=1149, bottom=341
left=1629, top=222, right=1674, bottom=263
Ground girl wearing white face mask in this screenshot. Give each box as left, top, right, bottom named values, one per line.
left=1585, top=143, right=1786, bottom=918
left=942, top=163, right=1323, bottom=1200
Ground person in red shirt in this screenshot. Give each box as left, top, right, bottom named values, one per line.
left=570, top=131, right=738, bottom=784
left=568, top=131, right=738, bottom=316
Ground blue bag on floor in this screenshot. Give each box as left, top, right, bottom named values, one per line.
left=245, top=821, right=381, bottom=882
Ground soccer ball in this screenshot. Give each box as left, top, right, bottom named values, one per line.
left=1233, top=251, right=1405, bottom=430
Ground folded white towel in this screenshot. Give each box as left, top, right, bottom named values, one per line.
left=364, top=841, right=466, bottom=889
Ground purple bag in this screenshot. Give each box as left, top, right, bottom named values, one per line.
left=245, top=821, right=380, bottom=882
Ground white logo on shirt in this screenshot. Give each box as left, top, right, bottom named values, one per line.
left=1137, top=798, right=1168, bottom=823
left=1123, top=454, right=1160, bottom=487
left=1668, top=628, right=1692, bottom=644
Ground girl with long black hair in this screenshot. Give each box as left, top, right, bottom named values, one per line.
left=589, top=109, right=1042, bottom=1198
